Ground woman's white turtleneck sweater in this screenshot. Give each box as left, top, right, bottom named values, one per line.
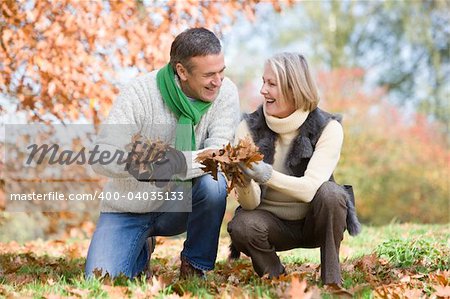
left=234, top=107, right=344, bottom=220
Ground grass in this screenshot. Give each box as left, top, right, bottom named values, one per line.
left=376, top=237, right=449, bottom=271
left=0, top=223, right=448, bottom=298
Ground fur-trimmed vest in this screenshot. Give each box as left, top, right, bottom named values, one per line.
left=243, top=105, right=361, bottom=236
left=244, top=106, right=341, bottom=178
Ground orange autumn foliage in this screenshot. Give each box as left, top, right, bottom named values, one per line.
left=0, top=0, right=292, bottom=124
left=317, top=68, right=449, bottom=224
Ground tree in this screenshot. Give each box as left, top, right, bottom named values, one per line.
left=0, top=0, right=284, bottom=124
left=296, top=0, right=450, bottom=124
left=225, top=1, right=450, bottom=125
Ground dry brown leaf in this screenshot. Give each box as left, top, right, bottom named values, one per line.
left=44, top=294, right=67, bottom=299
left=148, top=276, right=166, bottom=295
left=125, top=133, right=170, bottom=177
left=374, top=283, right=422, bottom=299
left=196, top=137, right=263, bottom=193
left=354, top=253, right=381, bottom=284
left=199, top=158, right=219, bottom=181
left=101, top=285, right=129, bottom=299
left=0, top=189, right=5, bottom=211
left=404, top=289, right=425, bottom=299
left=434, top=285, right=450, bottom=298
left=126, top=134, right=168, bottom=164
left=289, top=276, right=314, bottom=299
left=399, top=274, right=411, bottom=283
left=431, top=270, right=450, bottom=286
left=64, top=244, right=82, bottom=259
left=323, top=283, right=353, bottom=298
left=66, top=287, right=89, bottom=298
left=225, top=285, right=247, bottom=298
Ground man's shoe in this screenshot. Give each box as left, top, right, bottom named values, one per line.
left=143, top=236, right=156, bottom=278
left=180, top=255, right=206, bottom=280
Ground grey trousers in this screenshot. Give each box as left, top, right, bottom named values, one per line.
left=227, top=181, right=348, bottom=285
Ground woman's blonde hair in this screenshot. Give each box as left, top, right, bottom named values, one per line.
left=267, top=52, right=320, bottom=111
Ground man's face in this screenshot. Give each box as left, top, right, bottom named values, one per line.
left=176, top=53, right=225, bottom=103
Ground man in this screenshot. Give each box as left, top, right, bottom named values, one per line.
left=85, top=28, right=240, bottom=279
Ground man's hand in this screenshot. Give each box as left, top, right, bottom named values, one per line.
left=125, top=160, right=152, bottom=182
left=151, top=147, right=187, bottom=187
left=239, top=161, right=273, bottom=184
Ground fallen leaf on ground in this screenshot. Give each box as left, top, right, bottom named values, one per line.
left=323, top=283, right=353, bottom=298
left=289, top=275, right=315, bottom=299
left=101, top=285, right=129, bottom=299
left=66, top=287, right=89, bottom=298
left=433, top=285, right=450, bottom=298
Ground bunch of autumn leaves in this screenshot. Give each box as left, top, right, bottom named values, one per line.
left=127, top=134, right=263, bottom=192
left=195, top=138, right=263, bottom=192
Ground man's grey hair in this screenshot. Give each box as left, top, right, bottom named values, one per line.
left=169, top=28, right=222, bottom=72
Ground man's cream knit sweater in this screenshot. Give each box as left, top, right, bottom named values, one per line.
left=235, top=107, right=344, bottom=220
left=92, top=70, right=240, bottom=213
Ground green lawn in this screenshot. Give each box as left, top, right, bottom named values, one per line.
left=0, top=223, right=449, bottom=298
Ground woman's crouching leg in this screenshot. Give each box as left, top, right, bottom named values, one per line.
left=304, top=181, right=348, bottom=285
left=227, top=209, right=285, bottom=278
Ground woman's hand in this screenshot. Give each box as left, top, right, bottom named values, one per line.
left=239, top=161, right=273, bottom=184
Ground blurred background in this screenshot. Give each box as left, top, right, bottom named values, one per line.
left=1, top=0, right=449, bottom=242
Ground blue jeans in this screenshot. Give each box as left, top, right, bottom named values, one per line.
left=85, top=173, right=227, bottom=278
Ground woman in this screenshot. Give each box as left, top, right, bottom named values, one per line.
left=227, top=52, right=360, bottom=286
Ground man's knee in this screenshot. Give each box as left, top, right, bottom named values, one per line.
left=85, top=214, right=148, bottom=279
left=193, top=173, right=227, bottom=209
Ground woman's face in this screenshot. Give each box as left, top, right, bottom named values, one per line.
left=260, top=63, right=296, bottom=118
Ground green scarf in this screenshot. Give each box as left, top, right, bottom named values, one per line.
left=157, top=63, right=212, bottom=151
